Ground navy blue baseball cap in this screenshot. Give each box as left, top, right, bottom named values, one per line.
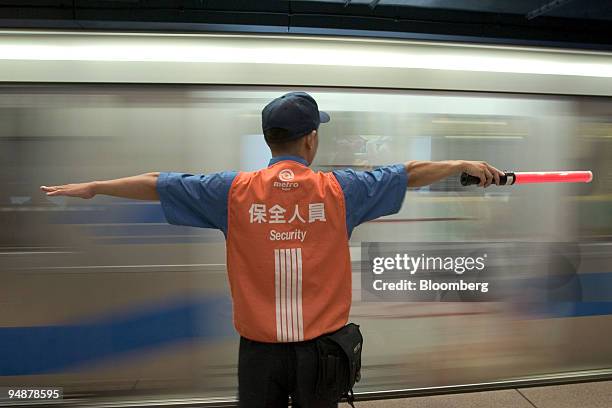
left=262, top=92, right=330, bottom=142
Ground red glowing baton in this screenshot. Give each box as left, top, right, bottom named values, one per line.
left=460, top=171, right=593, bottom=186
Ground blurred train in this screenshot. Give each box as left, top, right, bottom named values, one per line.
left=0, top=30, right=611, bottom=403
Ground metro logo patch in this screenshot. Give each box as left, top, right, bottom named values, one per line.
left=278, top=169, right=295, bottom=181
left=274, top=168, right=299, bottom=190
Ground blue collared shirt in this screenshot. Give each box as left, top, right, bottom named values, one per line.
left=156, top=155, right=408, bottom=237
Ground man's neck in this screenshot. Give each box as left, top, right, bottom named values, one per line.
left=269, top=154, right=310, bottom=166
left=272, top=153, right=307, bottom=161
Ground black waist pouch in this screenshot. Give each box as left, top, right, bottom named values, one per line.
left=314, top=323, right=362, bottom=407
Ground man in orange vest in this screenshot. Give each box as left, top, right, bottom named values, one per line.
left=41, top=92, right=503, bottom=407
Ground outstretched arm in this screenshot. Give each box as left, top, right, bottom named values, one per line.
left=405, top=160, right=503, bottom=188
left=40, top=172, right=160, bottom=200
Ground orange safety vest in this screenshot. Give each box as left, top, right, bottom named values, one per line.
left=226, top=159, right=351, bottom=343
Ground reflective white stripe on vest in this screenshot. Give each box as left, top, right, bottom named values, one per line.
left=274, top=248, right=304, bottom=342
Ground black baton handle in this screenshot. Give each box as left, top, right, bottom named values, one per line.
left=460, top=171, right=515, bottom=186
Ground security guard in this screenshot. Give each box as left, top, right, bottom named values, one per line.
left=41, top=92, right=503, bottom=407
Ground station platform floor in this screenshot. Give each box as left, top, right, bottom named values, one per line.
left=342, top=380, right=611, bottom=408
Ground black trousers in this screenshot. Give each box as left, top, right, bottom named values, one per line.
left=238, top=336, right=339, bottom=408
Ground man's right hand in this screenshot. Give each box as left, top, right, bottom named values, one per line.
left=40, top=183, right=96, bottom=199
left=405, top=160, right=504, bottom=188
left=460, top=160, right=504, bottom=187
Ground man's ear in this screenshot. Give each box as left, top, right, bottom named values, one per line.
left=306, top=130, right=317, bottom=149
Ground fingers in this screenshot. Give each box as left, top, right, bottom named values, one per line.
left=465, top=166, right=487, bottom=187
left=492, top=170, right=500, bottom=186
left=466, top=162, right=504, bottom=188
left=476, top=162, right=505, bottom=187
left=40, top=185, right=65, bottom=196
left=489, top=165, right=500, bottom=186
left=477, top=169, right=486, bottom=187
left=46, top=190, right=64, bottom=196
left=40, top=183, right=93, bottom=199
left=483, top=167, right=493, bottom=187
left=474, top=164, right=489, bottom=187
left=485, top=163, right=504, bottom=186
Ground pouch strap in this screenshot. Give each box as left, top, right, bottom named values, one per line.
left=346, top=389, right=356, bottom=408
